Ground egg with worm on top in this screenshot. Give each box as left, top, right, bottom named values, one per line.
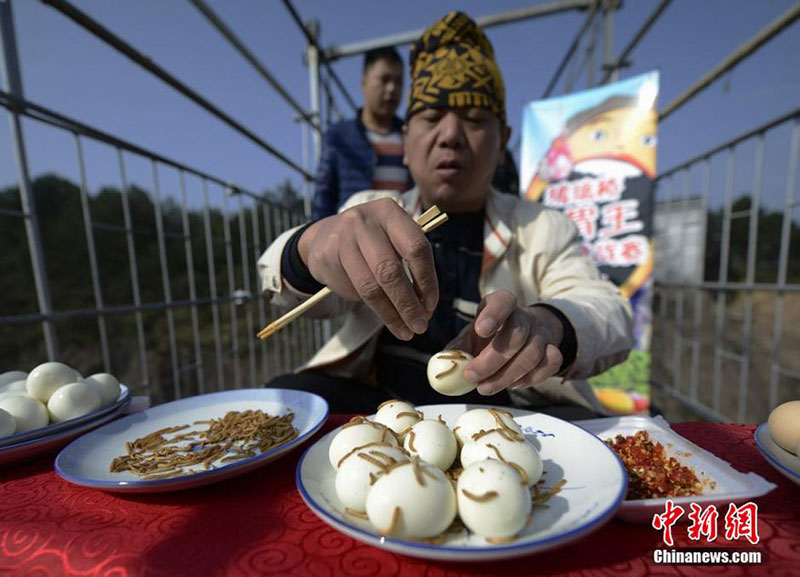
left=403, top=419, right=458, bottom=471
left=328, top=417, right=398, bottom=469
left=335, top=443, right=410, bottom=515
left=427, top=350, right=475, bottom=396
left=453, top=408, right=523, bottom=446
left=373, top=399, right=422, bottom=436
left=457, top=459, right=532, bottom=540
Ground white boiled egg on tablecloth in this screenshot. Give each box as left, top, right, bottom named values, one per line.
left=83, top=373, right=120, bottom=407
left=47, top=382, right=101, bottom=423
left=328, top=418, right=398, bottom=469
left=403, top=419, right=458, bottom=471
left=335, top=443, right=410, bottom=514
left=453, top=408, right=523, bottom=446
left=373, top=400, right=422, bottom=436
left=365, top=457, right=457, bottom=539
left=0, top=395, right=48, bottom=432
left=460, top=429, right=543, bottom=486
left=0, top=408, right=16, bottom=438
left=26, top=362, right=81, bottom=403
left=456, top=459, right=532, bottom=539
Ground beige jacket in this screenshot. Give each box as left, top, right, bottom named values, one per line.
left=257, top=187, right=633, bottom=413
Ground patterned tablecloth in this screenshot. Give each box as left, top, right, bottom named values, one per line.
left=0, top=417, right=797, bottom=577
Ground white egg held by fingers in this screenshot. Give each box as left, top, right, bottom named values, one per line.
left=453, top=408, right=523, bottom=446
left=373, top=399, right=422, bottom=435
left=457, top=459, right=532, bottom=539
left=0, top=408, right=16, bottom=438
left=767, top=400, right=800, bottom=454
left=365, top=457, right=457, bottom=539
left=0, top=371, right=28, bottom=388
left=403, top=419, right=458, bottom=471
left=0, top=396, right=48, bottom=432
left=83, top=373, right=121, bottom=407
left=460, top=429, right=543, bottom=486
left=335, top=443, right=410, bottom=514
left=427, top=350, right=475, bottom=396
left=328, top=417, right=398, bottom=469
left=47, top=382, right=101, bottom=423
left=26, top=362, right=81, bottom=403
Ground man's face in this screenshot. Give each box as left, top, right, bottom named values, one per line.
left=404, top=107, right=509, bottom=212
left=361, top=59, right=403, bottom=120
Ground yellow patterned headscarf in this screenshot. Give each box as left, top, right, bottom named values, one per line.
left=407, top=11, right=506, bottom=125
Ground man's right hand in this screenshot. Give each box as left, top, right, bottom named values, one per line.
left=297, top=198, right=439, bottom=340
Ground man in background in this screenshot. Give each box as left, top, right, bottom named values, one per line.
left=311, top=47, right=411, bottom=220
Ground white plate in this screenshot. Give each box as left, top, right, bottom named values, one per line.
left=0, top=384, right=131, bottom=448
left=754, top=422, right=800, bottom=486
left=0, top=396, right=131, bottom=465
left=578, top=415, right=776, bottom=522
left=296, top=404, right=627, bottom=561
left=55, top=388, right=328, bottom=493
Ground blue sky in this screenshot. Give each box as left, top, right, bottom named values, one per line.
left=1, top=0, right=799, bottom=211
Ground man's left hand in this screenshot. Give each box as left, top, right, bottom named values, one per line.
left=445, top=290, right=564, bottom=395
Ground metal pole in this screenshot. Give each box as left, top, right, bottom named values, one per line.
left=602, top=0, right=617, bottom=83
left=201, top=179, right=225, bottom=391
left=542, top=0, right=597, bottom=98
left=117, top=149, right=150, bottom=397
left=601, top=0, right=672, bottom=84
left=74, top=134, right=111, bottom=372
left=307, top=19, right=323, bottom=166
left=151, top=161, right=181, bottom=399
left=236, top=195, right=257, bottom=388
left=221, top=187, right=241, bottom=388
left=660, top=2, right=800, bottom=120
left=325, top=0, right=593, bottom=60
left=188, top=0, right=321, bottom=134
left=179, top=170, right=205, bottom=394
left=0, top=0, right=59, bottom=359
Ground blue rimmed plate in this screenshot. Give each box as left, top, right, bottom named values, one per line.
left=0, top=384, right=131, bottom=449
left=55, top=388, right=328, bottom=492
left=296, top=404, right=626, bottom=561
left=754, top=422, right=800, bottom=486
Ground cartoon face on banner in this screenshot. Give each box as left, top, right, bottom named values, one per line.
left=519, top=72, right=659, bottom=415
left=521, top=72, right=659, bottom=298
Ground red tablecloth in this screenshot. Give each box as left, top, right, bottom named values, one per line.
left=1, top=418, right=797, bottom=577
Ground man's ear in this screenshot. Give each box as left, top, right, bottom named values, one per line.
left=501, top=124, right=512, bottom=151
left=402, top=123, right=409, bottom=166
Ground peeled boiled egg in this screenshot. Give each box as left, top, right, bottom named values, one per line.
left=0, top=396, right=48, bottom=432
left=0, top=371, right=28, bottom=388
left=373, top=400, right=422, bottom=435
left=457, top=459, right=532, bottom=539
left=767, top=400, right=800, bottom=454
left=427, top=350, right=475, bottom=396
left=328, top=417, right=398, bottom=469
left=0, top=408, right=16, bottom=438
left=83, top=373, right=121, bottom=407
left=26, top=362, right=81, bottom=403
left=453, top=408, right=523, bottom=446
left=365, top=457, right=457, bottom=538
left=0, top=379, right=29, bottom=401
left=47, top=382, right=101, bottom=423
left=460, top=430, right=543, bottom=486
left=335, top=443, right=410, bottom=514
left=403, top=419, right=458, bottom=471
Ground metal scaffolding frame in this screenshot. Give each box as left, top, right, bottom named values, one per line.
left=1, top=0, right=799, bottom=420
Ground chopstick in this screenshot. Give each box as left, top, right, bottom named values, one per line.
left=257, top=205, right=448, bottom=340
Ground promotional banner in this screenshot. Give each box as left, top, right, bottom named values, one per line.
left=520, top=71, right=659, bottom=415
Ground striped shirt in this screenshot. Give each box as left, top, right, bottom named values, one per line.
left=366, top=129, right=408, bottom=192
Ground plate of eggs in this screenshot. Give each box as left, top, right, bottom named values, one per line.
left=0, top=362, right=130, bottom=463
left=754, top=400, right=800, bottom=485
left=296, top=400, right=627, bottom=561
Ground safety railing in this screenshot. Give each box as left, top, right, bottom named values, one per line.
left=652, top=108, right=800, bottom=423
